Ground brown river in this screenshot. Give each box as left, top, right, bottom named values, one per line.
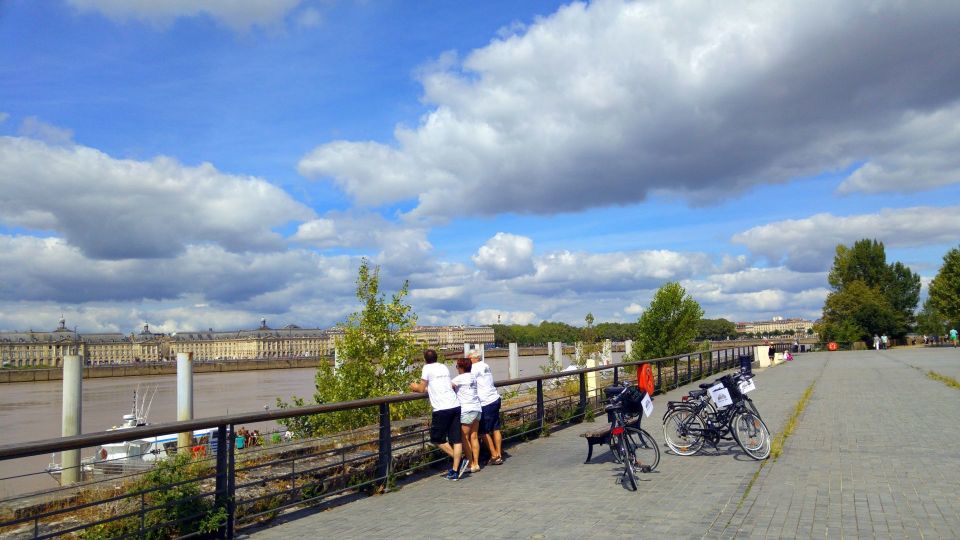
left=0, top=353, right=625, bottom=499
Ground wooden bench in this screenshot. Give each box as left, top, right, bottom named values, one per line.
left=580, top=426, right=612, bottom=463
left=579, top=417, right=641, bottom=463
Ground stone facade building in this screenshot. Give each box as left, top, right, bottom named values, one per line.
left=0, top=318, right=494, bottom=367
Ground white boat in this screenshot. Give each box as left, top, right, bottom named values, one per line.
left=47, top=386, right=219, bottom=482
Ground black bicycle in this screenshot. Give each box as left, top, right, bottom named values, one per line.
left=661, top=373, right=770, bottom=460
left=605, top=384, right=660, bottom=490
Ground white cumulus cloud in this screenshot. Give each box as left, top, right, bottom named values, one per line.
left=732, top=206, right=960, bottom=271
left=472, top=232, right=535, bottom=279
left=299, top=0, right=960, bottom=218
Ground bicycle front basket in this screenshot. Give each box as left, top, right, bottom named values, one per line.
left=621, top=385, right=646, bottom=414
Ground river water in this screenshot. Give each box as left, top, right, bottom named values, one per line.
left=0, top=352, right=624, bottom=498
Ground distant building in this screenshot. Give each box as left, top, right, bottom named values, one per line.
left=735, top=317, right=815, bottom=335
left=407, top=325, right=495, bottom=349
left=0, top=318, right=494, bottom=367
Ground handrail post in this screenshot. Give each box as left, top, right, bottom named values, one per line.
left=226, top=425, right=236, bottom=539
left=215, top=424, right=228, bottom=539
left=698, top=353, right=703, bottom=381
left=536, top=380, right=545, bottom=435
left=377, top=402, right=392, bottom=491
left=656, top=362, right=662, bottom=394
left=577, top=373, right=587, bottom=421
left=673, top=361, right=678, bottom=390
left=612, top=364, right=619, bottom=386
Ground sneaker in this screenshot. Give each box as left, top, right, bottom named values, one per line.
left=457, top=460, right=470, bottom=479
left=444, top=469, right=459, bottom=481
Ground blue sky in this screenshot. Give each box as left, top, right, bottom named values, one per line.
left=1, top=0, right=959, bottom=333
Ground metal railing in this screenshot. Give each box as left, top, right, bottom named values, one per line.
left=0, top=346, right=755, bottom=539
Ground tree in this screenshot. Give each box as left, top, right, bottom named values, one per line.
left=277, top=259, right=428, bottom=436
left=928, top=246, right=960, bottom=327
left=627, top=282, right=703, bottom=360
left=916, top=298, right=948, bottom=337
left=818, top=239, right=920, bottom=340
left=697, top=318, right=737, bottom=340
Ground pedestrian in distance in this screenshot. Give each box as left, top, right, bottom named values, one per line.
left=950, top=327, right=958, bottom=348
left=873, top=334, right=880, bottom=351
left=409, top=349, right=467, bottom=480
left=881, top=334, right=888, bottom=350
left=469, top=350, right=504, bottom=465
left=452, top=357, right=482, bottom=474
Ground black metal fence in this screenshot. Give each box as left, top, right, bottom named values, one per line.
left=0, top=346, right=756, bottom=539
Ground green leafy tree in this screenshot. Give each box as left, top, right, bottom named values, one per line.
left=696, top=318, right=737, bottom=340
left=916, top=298, right=948, bottom=337
left=818, top=239, right=920, bottom=340
left=928, top=246, right=960, bottom=327
left=277, top=259, right=428, bottom=436
left=627, top=282, right=703, bottom=360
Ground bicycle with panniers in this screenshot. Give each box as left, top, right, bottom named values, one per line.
left=661, top=372, right=770, bottom=460
left=604, top=382, right=660, bottom=491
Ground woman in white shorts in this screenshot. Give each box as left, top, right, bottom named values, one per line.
left=452, top=357, right=482, bottom=474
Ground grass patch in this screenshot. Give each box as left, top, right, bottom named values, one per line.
left=770, top=382, right=815, bottom=461
left=927, top=371, right=960, bottom=390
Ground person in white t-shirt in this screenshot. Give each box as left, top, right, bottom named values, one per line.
left=452, top=357, right=482, bottom=473
left=410, top=349, right=466, bottom=480
left=469, top=350, right=504, bottom=465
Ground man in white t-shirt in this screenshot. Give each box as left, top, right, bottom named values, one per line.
left=410, top=349, right=466, bottom=480
left=469, top=350, right=504, bottom=465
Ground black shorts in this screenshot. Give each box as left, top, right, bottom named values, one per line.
left=479, top=398, right=502, bottom=435
left=430, top=407, right=462, bottom=445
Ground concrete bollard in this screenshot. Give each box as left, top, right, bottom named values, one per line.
left=574, top=342, right=583, bottom=366
left=553, top=341, right=563, bottom=368
left=61, top=354, right=82, bottom=485
left=546, top=342, right=553, bottom=356
left=463, top=343, right=470, bottom=357
left=602, top=339, right=612, bottom=365
left=508, top=343, right=519, bottom=378
left=624, top=339, right=633, bottom=359
left=585, top=356, right=598, bottom=398
left=755, top=346, right=771, bottom=368
left=479, top=343, right=485, bottom=361
left=177, top=352, right=194, bottom=454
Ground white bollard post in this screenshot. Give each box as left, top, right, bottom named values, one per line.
left=60, top=354, right=82, bottom=485
left=464, top=343, right=470, bottom=357
left=553, top=342, right=563, bottom=368
left=585, top=356, right=598, bottom=399
left=508, top=343, right=519, bottom=378
left=574, top=342, right=583, bottom=366
left=177, top=352, right=194, bottom=454
left=602, top=339, right=612, bottom=365
left=546, top=342, right=553, bottom=356
left=624, top=340, right=633, bottom=360
left=479, top=343, right=485, bottom=361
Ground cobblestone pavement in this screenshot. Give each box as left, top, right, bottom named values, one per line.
left=244, top=348, right=959, bottom=539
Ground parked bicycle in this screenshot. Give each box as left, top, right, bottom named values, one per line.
left=661, top=373, right=770, bottom=460
left=605, top=383, right=660, bottom=491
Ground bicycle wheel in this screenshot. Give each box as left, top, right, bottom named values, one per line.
left=662, top=407, right=705, bottom=456
left=609, top=431, right=624, bottom=464
left=732, top=411, right=770, bottom=460
left=624, top=427, right=660, bottom=473
left=619, top=436, right=637, bottom=491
